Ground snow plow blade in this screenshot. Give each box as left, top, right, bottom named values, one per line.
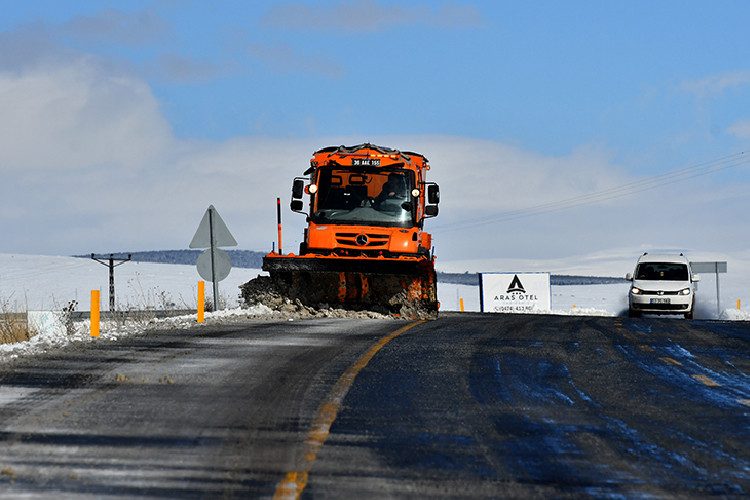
left=254, top=253, right=438, bottom=318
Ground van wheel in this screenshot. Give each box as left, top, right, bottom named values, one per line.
left=684, top=311, right=693, bottom=319
left=629, top=308, right=641, bottom=318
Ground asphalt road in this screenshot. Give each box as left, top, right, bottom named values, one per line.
left=0, top=313, right=748, bottom=499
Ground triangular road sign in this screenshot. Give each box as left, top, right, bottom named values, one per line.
left=189, top=205, right=238, bottom=249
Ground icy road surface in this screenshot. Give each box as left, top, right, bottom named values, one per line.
left=0, top=314, right=748, bottom=498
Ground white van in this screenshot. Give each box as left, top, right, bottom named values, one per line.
left=626, top=253, right=700, bottom=319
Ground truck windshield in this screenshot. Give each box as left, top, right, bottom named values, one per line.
left=635, top=263, right=689, bottom=281
left=312, top=168, right=415, bottom=227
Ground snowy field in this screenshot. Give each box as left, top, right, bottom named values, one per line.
left=0, top=252, right=748, bottom=360
left=0, top=253, right=251, bottom=313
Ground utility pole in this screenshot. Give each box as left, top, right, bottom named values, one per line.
left=91, top=253, right=132, bottom=311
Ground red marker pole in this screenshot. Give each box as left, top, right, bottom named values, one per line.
left=276, top=197, right=282, bottom=255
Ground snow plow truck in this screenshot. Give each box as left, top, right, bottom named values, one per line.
left=246, top=143, right=441, bottom=318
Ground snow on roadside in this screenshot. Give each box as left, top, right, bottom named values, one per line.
left=551, top=307, right=613, bottom=317
left=0, top=305, right=277, bottom=362
left=721, top=309, right=750, bottom=321
left=0, top=303, right=395, bottom=362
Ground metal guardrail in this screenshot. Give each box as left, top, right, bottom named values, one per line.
left=2, top=310, right=197, bottom=323
left=1, top=310, right=200, bottom=345
left=73, top=310, right=197, bottom=321
left=0, top=313, right=28, bottom=321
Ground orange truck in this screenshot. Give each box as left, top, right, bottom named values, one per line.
left=262, top=143, right=440, bottom=317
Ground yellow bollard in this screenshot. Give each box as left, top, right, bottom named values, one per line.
left=91, top=290, right=100, bottom=338
left=459, top=298, right=464, bottom=312
left=198, top=281, right=205, bottom=323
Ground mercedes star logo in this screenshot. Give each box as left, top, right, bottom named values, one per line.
left=355, top=234, right=369, bottom=246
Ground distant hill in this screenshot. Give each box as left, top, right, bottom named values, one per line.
left=76, top=250, right=266, bottom=269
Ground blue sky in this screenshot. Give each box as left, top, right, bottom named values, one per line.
left=1, top=1, right=749, bottom=270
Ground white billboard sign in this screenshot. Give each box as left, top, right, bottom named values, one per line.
left=479, top=273, right=551, bottom=313
left=689, top=261, right=727, bottom=274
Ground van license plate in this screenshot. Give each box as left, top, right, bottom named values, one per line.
left=651, top=298, right=671, bottom=304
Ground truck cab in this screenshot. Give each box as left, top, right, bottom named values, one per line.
left=290, top=144, right=439, bottom=258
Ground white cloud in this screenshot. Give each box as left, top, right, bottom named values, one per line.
left=247, top=43, right=345, bottom=79
left=62, top=7, right=171, bottom=46
left=681, top=70, right=750, bottom=98
left=146, top=52, right=229, bottom=83
left=388, top=136, right=629, bottom=213
left=260, top=0, right=484, bottom=33
left=0, top=58, right=173, bottom=172
left=1, top=12, right=222, bottom=87
left=727, top=120, right=750, bottom=139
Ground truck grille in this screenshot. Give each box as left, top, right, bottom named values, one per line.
left=335, top=232, right=389, bottom=248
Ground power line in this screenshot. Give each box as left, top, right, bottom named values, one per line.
left=432, top=150, right=749, bottom=233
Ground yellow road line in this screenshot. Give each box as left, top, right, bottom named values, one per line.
left=692, top=374, right=721, bottom=387
left=273, top=320, right=426, bottom=500
left=659, top=357, right=682, bottom=366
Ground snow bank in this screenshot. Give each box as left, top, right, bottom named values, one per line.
left=721, top=308, right=750, bottom=321
left=0, top=304, right=277, bottom=361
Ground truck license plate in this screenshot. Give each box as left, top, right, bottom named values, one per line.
left=352, top=158, right=381, bottom=166
left=650, top=298, right=671, bottom=304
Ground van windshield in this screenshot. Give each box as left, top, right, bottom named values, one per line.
left=311, top=167, right=415, bottom=227
left=635, top=263, right=689, bottom=281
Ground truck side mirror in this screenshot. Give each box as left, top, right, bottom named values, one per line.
left=424, top=205, right=439, bottom=217
left=290, top=200, right=304, bottom=212
left=427, top=184, right=440, bottom=204
left=292, top=179, right=305, bottom=199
